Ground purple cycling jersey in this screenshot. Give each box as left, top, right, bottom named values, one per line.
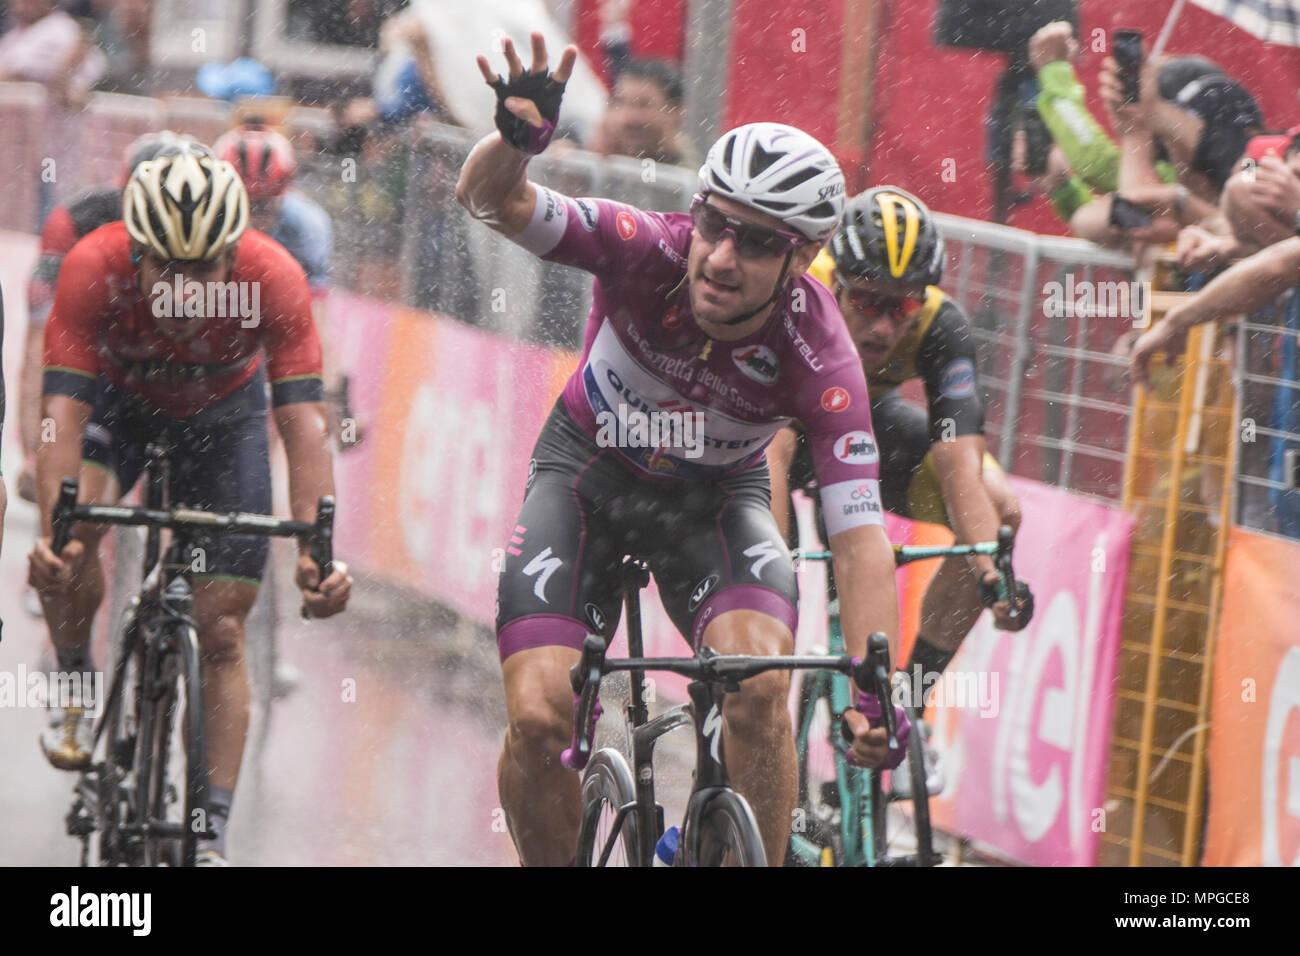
left=511, top=186, right=885, bottom=537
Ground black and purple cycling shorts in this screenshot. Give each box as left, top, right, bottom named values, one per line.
left=495, top=401, right=799, bottom=662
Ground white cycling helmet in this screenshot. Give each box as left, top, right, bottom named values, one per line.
left=698, top=122, right=846, bottom=241
left=123, top=143, right=248, bottom=261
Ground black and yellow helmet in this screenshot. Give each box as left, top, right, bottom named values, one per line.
left=123, top=143, right=248, bottom=261
left=828, top=186, right=945, bottom=287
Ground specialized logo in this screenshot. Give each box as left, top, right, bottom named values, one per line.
left=575, top=199, right=599, bottom=231
left=701, top=703, right=724, bottom=764
left=521, top=547, right=563, bottom=604
left=585, top=603, right=607, bottom=634
left=616, top=210, right=637, bottom=240
left=833, top=431, right=879, bottom=465
left=744, top=540, right=782, bottom=580
left=525, top=458, right=537, bottom=491
left=688, top=574, right=719, bottom=612
left=818, top=181, right=846, bottom=201
left=731, top=345, right=780, bottom=385
left=877, top=192, right=921, bottom=279
left=821, top=386, right=851, bottom=413
left=939, top=358, right=976, bottom=400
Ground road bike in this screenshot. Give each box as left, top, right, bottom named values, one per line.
left=564, top=557, right=898, bottom=867
left=788, top=526, right=1021, bottom=867
left=52, top=440, right=334, bottom=866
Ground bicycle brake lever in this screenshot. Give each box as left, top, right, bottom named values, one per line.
left=561, top=635, right=607, bottom=772
left=300, top=495, right=336, bottom=621
left=51, top=477, right=80, bottom=555
left=995, top=524, right=1018, bottom=620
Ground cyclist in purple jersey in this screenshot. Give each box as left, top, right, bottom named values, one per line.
left=458, top=32, right=904, bottom=866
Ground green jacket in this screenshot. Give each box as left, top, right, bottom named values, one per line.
left=1036, top=60, right=1176, bottom=221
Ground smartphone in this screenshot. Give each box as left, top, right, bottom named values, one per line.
left=1113, top=29, right=1143, bottom=105
left=1017, top=102, right=1052, bottom=176
left=1109, top=195, right=1153, bottom=230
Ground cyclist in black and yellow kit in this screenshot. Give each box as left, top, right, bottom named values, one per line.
left=768, top=186, right=1034, bottom=795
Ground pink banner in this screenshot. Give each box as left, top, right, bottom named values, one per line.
left=926, top=477, right=1132, bottom=866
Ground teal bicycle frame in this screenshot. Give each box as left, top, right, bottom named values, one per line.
left=788, top=536, right=1011, bottom=867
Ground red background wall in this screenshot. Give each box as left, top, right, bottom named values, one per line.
left=575, top=0, right=1300, bottom=234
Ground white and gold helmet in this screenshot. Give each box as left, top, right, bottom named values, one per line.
left=123, top=144, right=249, bottom=261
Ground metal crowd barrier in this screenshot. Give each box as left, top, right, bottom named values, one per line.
left=3, top=81, right=1297, bottom=535
left=1234, top=290, right=1300, bottom=538
left=934, top=213, right=1137, bottom=501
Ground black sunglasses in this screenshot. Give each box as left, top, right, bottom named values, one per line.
left=690, top=195, right=806, bottom=259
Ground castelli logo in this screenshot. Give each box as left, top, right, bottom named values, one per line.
left=616, top=211, right=637, bottom=240
left=821, top=386, right=850, bottom=412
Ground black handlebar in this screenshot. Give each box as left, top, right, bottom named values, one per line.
left=48, top=477, right=336, bottom=619
left=562, top=631, right=897, bottom=772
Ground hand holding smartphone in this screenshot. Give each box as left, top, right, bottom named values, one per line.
left=1113, top=29, right=1143, bottom=105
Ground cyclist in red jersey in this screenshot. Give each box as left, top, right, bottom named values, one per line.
left=28, top=144, right=352, bottom=865
left=459, top=33, right=904, bottom=865
left=18, top=131, right=201, bottom=503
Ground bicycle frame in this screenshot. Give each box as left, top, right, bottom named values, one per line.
left=568, top=559, right=894, bottom=868
left=788, top=528, right=1020, bottom=867
left=53, top=442, right=335, bottom=867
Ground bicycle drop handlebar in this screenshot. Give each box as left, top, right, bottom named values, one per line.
left=560, top=631, right=898, bottom=772
left=50, top=476, right=336, bottom=618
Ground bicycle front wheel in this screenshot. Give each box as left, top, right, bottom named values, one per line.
left=145, top=623, right=207, bottom=866
left=689, top=791, right=767, bottom=867
left=575, top=749, right=641, bottom=866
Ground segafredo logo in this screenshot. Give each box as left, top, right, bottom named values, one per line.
left=731, top=345, right=780, bottom=385
left=833, top=431, right=878, bottom=465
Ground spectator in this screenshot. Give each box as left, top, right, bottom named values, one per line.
left=0, top=0, right=106, bottom=225
left=16, top=131, right=199, bottom=504
left=371, top=8, right=455, bottom=128
left=1025, top=22, right=1254, bottom=250
left=0, top=0, right=104, bottom=103
left=585, top=58, right=697, bottom=167
left=287, top=0, right=402, bottom=48
left=596, top=0, right=633, bottom=80
left=93, top=0, right=163, bottom=95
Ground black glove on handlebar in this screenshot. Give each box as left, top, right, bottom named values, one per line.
left=488, top=69, right=566, bottom=155
left=979, top=577, right=1035, bottom=630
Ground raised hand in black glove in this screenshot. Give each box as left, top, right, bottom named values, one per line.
left=475, top=31, right=578, bottom=155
